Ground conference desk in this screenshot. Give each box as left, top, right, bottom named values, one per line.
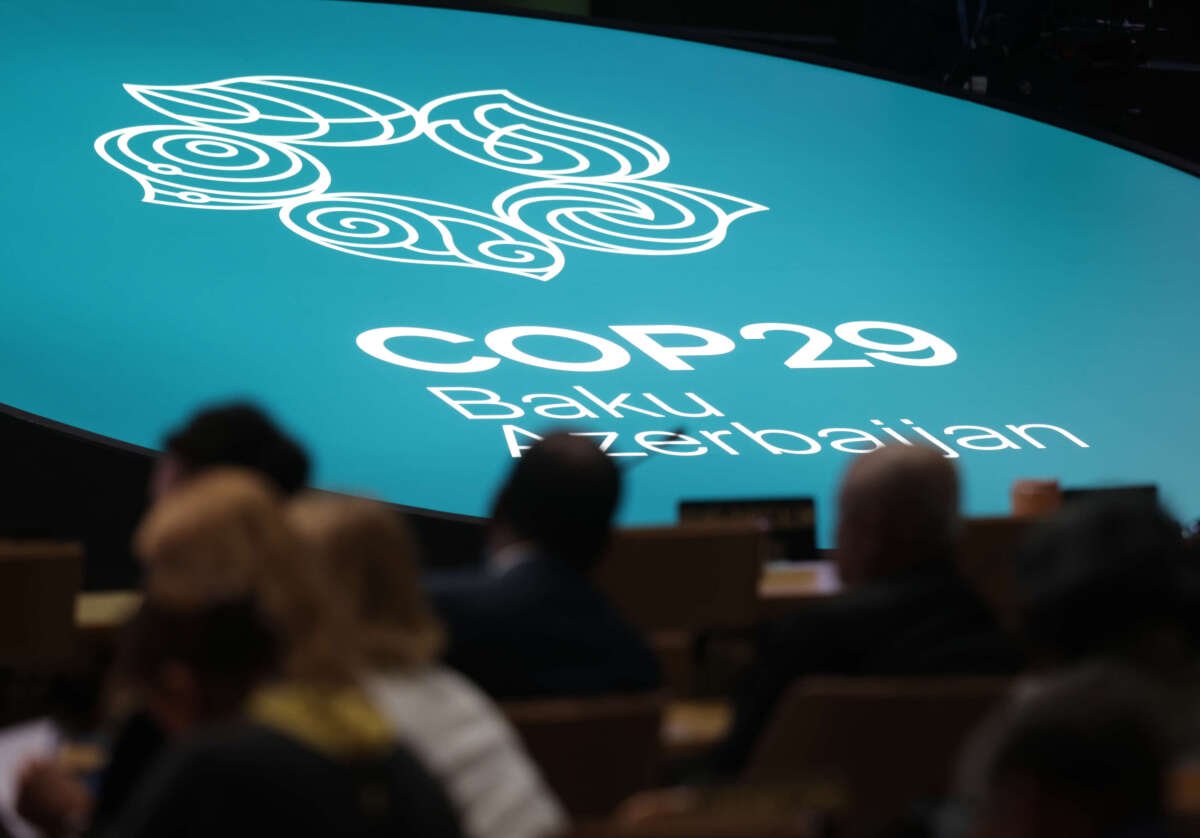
left=73, top=560, right=839, bottom=633
left=756, top=560, right=840, bottom=620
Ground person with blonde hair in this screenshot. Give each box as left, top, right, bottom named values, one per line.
left=288, top=494, right=567, bottom=838
left=20, top=470, right=462, bottom=838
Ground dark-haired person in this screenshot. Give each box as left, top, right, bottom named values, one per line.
left=712, top=444, right=1018, bottom=776
left=20, top=471, right=462, bottom=838
left=151, top=402, right=309, bottom=499
left=427, top=432, right=659, bottom=700
left=1017, top=497, right=1200, bottom=688
left=960, top=665, right=1178, bottom=838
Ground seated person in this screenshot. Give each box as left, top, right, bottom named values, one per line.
left=68, top=404, right=313, bottom=827
left=712, top=444, right=1018, bottom=776
left=20, top=471, right=462, bottom=838
left=959, top=665, right=1177, bottom=838
left=426, top=432, right=659, bottom=699
left=289, top=495, right=567, bottom=838
left=1017, top=497, right=1200, bottom=688
left=151, top=402, right=309, bottom=499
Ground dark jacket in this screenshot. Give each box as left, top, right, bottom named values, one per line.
left=428, top=555, right=660, bottom=700
left=111, top=722, right=462, bottom=838
left=90, top=711, right=167, bottom=833
left=713, top=560, right=1020, bottom=776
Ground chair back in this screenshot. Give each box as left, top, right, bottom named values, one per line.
left=744, top=676, right=1010, bottom=837
left=569, top=823, right=811, bottom=838
left=597, top=523, right=765, bottom=634
left=503, top=692, right=665, bottom=819
left=957, top=516, right=1037, bottom=630
left=0, top=540, right=84, bottom=666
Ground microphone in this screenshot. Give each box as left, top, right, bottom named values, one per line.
left=617, top=426, right=688, bottom=470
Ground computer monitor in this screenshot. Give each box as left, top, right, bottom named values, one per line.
left=679, top=497, right=817, bottom=561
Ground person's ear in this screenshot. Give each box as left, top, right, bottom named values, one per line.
left=150, top=453, right=188, bottom=500
left=148, top=661, right=201, bottom=736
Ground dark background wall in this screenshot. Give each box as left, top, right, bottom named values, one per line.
left=385, top=0, right=1200, bottom=167
left=0, top=409, right=152, bottom=590
left=0, top=407, right=485, bottom=590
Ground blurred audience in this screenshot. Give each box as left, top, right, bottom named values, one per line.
left=13, top=397, right=1200, bottom=838
left=959, top=665, right=1178, bottom=838
left=1016, top=497, right=1200, bottom=689
left=151, top=402, right=309, bottom=499
left=21, top=471, right=462, bottom=838
left=288, top=494, right=567, bottom=838
left=427, top=432, right=659, bottom=699
left=712, top=444, right=1019, bottom=776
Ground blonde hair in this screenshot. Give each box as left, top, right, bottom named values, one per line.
left=134, top=469, right=358, bottom=685
left=287, top=494, right=444, bottom=671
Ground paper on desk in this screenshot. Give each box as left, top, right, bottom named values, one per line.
left=0, top=718, right=60, bottom=838
left=764, top=559, right=842, bottom=595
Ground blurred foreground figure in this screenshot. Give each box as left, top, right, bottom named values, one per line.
left=289, top=495, right=566, bottom=838
left=151, top=402, right=309, bottom=499
left=86, top=466, right=317, bottom=829
left=428, top=432, right=659, bottom=699
left=713, top=444, right=1017, bottom=775
left=22, top=471, right=462, bottom=838
left=1017, top=498, right=1200, bottom=687
left=961, top=666, right=1177, bottom=838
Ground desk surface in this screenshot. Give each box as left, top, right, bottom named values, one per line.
left=662, top=699, right=733, bottom=756
left=75, top=591, right=141, bottom=630
left=759, top=561, right=839, bottom=598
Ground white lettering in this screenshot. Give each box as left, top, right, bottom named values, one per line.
left=635, top=431, right=708, bottom=456
left=357, top=327, right=498, bottom=373
left=485, top=326, right=630, bottom=372
left=428, top=387, right=522, bottom=420
left=608, top=324, right=735, bottom=371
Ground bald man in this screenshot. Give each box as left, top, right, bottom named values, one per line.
left=835, top=443, right=961, bottom=587
left=712, top=444, right=1019, bottom=776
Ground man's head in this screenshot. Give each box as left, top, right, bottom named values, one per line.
left=152, top=402, right=309, bottom=499
left=834, top=443, right=959, bottom=586
left=968, top=666, right=1174, bottom=838
left=1017, top=497, right=1193, bottom=675
left=490, top=432, right=621, bottom=570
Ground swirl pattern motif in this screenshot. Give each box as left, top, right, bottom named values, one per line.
left=495, top=180, right=768, bottom=255
left=95, top=76, right=765, bottom=278
left=420, top=90, right=669, bottom=180
left=280, top=193, right=564, bottom=280
left=124, top=76, right=422, bottom=147
left=94, top=124, right=330, bottom=210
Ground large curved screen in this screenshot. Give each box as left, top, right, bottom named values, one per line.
left=2, top=0, right=1198, bottom=543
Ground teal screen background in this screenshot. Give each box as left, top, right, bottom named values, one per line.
left=2, top=0, right=1198, bottom=543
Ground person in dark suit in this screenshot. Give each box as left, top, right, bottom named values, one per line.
left=712, top=444, right=1019, bottom=776
left=1017, top=497, right=1200, bottom=687
left=959, top=665, right=1176, bottom=838
left=428, top=433, right=660, bottom=700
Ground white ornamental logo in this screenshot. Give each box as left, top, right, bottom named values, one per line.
left=95, top=76, right=766, bottom=281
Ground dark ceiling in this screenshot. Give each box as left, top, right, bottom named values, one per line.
left=361, top=0, right=1200, bottom=168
